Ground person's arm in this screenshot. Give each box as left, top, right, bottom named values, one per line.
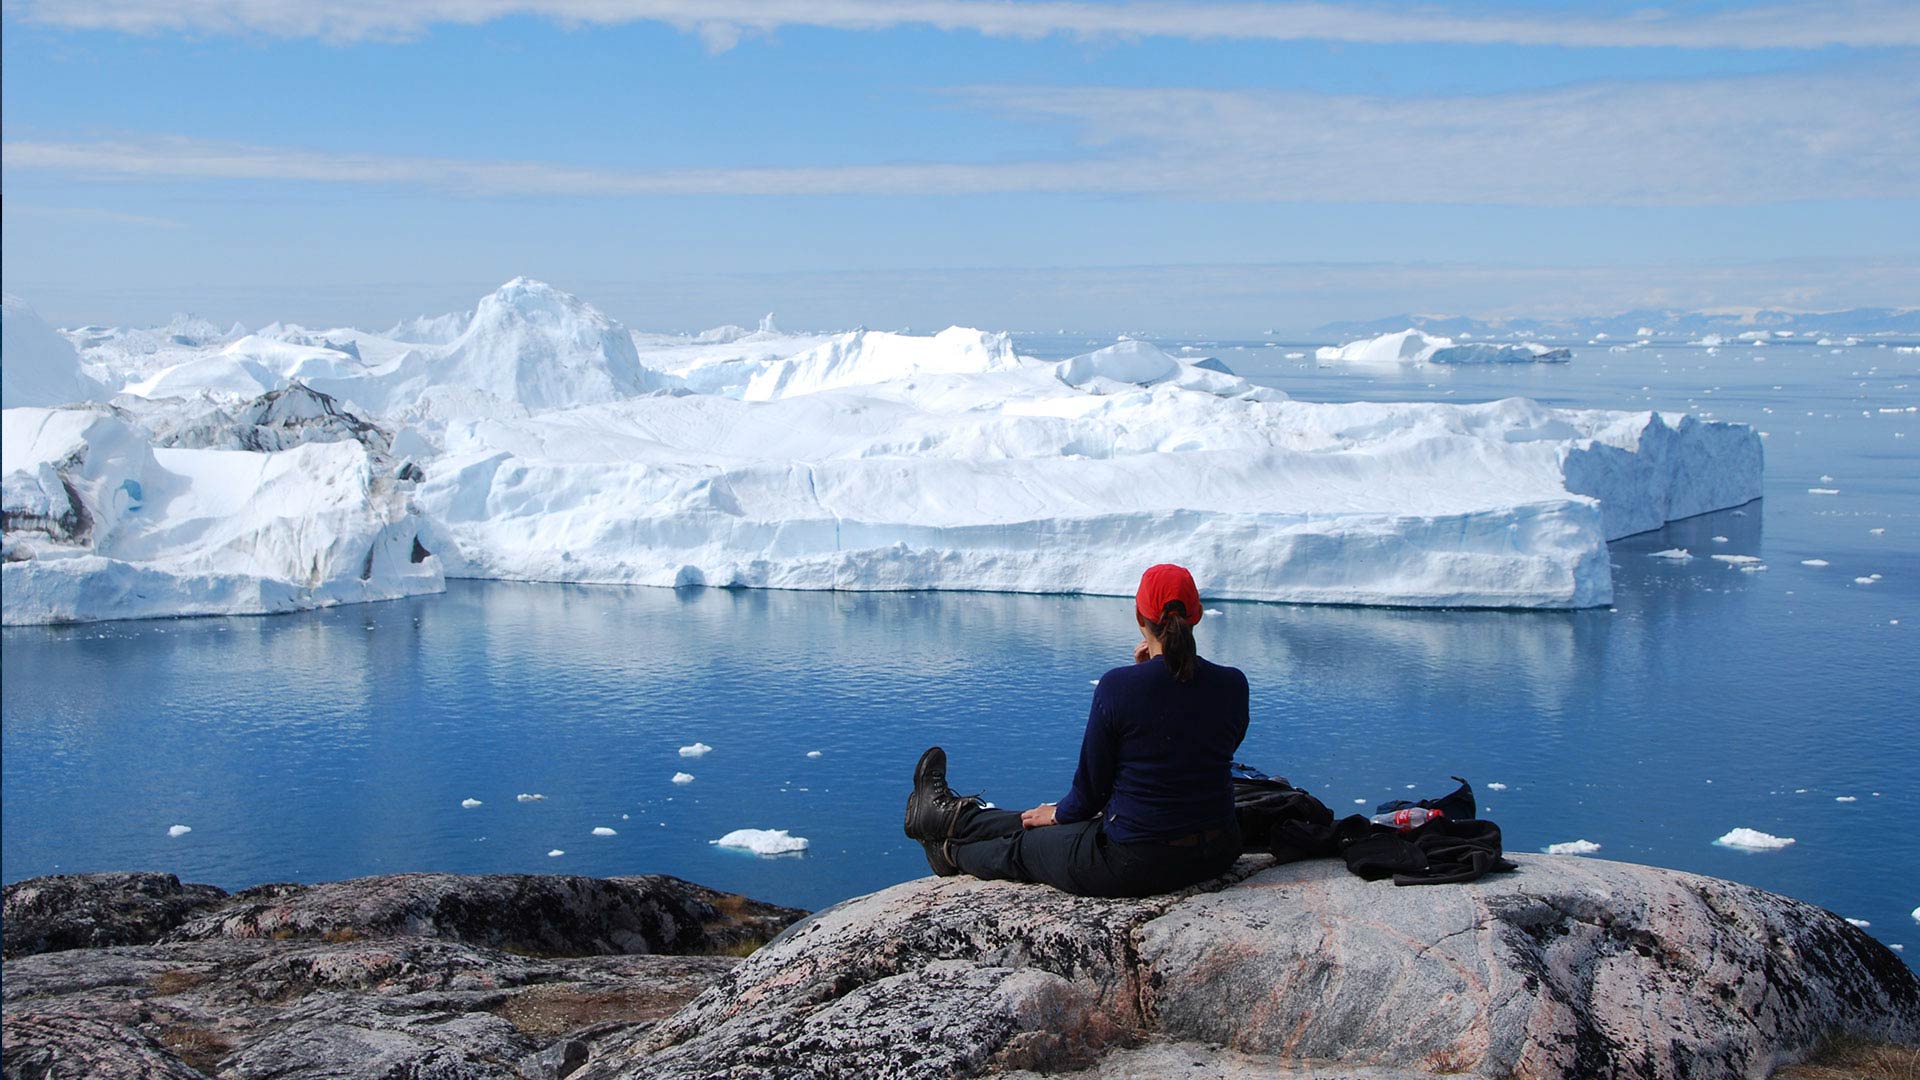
left=1051, top=685, right=1118, bottom=825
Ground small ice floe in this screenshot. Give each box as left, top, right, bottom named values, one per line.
left=1855, top=577, right=1878, bottom=585
left=1801, top=559, right=1829, bottom=567
left=679, top=742, right=713, bottom=757
left=1820, top=475, right=1835, bottom=482
left=547, top=849, right=565, bottom=857
left=1715, top=827, right=1795, bottom=851
left=1203, top=608, right=1224, bottom=616
left=1808, top=488, right=1841, bottom=495
left=516, top=793, right=546, bottom=803
left=672, top=772, right=695, bottom=785
left=711, top=828, right=809, bottom=856
left=806, top=750, right=823, bottom=759
left=167, top=825, right=192, bottom=838
left=1912, top=906, right=1919, bottom=924
left=1895, top=945, right=1907, bottom=952
left=1089, top=679, right=1100, bottom=685
left=1847, top=918, right=1871, bottom=928
left=1870, top=528, right=1886, bottom=535
left=1711, top=554, right=1762, bottom=566
left=1353, top=798, right=1366, bottom=804
left=461, top=798, right=483, bottom=809
left=1545, top=840, right=1601, bottom=855
left=1487, top=782, right=1509, bottom=791
left=1650, top=549, right=1693, bottom=561
left=1836, top=796, right=1858, bottom=802
left=1712, top=536, right=1730, bottom=543
left=592, top=827, right=617, bottom=836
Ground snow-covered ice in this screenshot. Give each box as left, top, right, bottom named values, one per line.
left=592, top=826, right=617, bottom=836
left=167, top=824, right=192, bottom=837
left=806, top=750, right=823, bottom=759
left=671, top=772, right=694, bottom=784
left=1715, top=827, right=1795, bottom=851
left=3, top=296, right=99, bottom=409
left=547, top=849, right=564, bottom=857
left=461, top=798, right=482, bottom=809
left=516, top=793, right=545, bottom=802
left=1486, top=782, right=1509, bottom=791
left=1836, top=796, right=1858, bottom=802
left=6, top=280, right=1764, bottom=620
left=1649, top=548, right=1693, bottom=561
left=710, top=828, right=809, bottom=856
left=1846, top=918, right=1871, bottom=928
left=679, top=743, right=713, bottom=758
left=1801, top=559, right=1829, bottom=567
left=1711, top=554, right=1762, bottom=565
left=1545, top=840, right=1601, bottom=855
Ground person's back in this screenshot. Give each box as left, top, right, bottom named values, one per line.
left=1071, top=656, right=1249, bottom=844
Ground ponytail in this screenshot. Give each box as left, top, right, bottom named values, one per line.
left=1151, top=600, right=1198, bottom=683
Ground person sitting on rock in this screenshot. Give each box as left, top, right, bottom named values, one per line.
left=903, top=563, right=1249, bottom=897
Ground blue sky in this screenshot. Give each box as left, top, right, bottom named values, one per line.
left=2, top=1, right=1915, bottom=334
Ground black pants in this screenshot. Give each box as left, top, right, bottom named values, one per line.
left=947, top=809, right=1241, bottom=898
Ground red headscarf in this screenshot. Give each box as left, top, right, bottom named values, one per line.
left=1135, top=563, right=1202, bottom=625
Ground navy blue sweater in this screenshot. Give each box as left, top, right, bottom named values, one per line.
left=1053, top=655, right=1250, bottom=844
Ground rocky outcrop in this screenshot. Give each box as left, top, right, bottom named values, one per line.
left=164, top=873, right=798, bottom=958
left=606, top=855, right=1918, bottom=1080
left=1, top=872, right=803, bottom=1080
left=2, top=872, right=229, bottom=959
left=4, top=861, right=1913, bottom=1079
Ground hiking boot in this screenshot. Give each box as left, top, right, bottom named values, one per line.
left=903, top=746, right=979, bottom=847
left=920, top=839, right=960, bottom=877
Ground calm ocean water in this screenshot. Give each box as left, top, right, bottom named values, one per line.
left=4, top=339, right=1914, bottom=958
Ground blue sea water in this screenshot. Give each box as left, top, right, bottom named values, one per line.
left=3, top=338, right=1915, bottom=959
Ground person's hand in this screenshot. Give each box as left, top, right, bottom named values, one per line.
left=1021, top=803, right=1057, bottom=828
left=1132, top=639, right=1152, bottom=664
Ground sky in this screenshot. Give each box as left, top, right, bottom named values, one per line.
left=2, top=0, right=1916, bottom=335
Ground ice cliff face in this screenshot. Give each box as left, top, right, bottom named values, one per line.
left=3, top=280, right=1764, bottom=622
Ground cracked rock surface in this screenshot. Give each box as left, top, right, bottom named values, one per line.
left=601, top=855, right=1917, bottom=1079
left=1, top=872, right=803, bottom=1080
left=4, top=859, right=1913, bottom=1078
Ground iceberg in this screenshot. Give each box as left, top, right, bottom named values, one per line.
left=2, top=389, right=442, bottom=624
left=1715, top=828, right=1795, bottom=851
left=3, top=296, right=100, bottom=409
left=1315, top=329, right=1571, bottom=366
left=5, top=279, right=1766, bottom=621
left=711, top=828, right=809, bottom=856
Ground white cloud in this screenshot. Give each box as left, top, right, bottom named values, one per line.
left=12, top=0, right=1920, bottom=49
left=1, top=204, right=186, bottom=229
left=6, top=71, right=1911, bottom=206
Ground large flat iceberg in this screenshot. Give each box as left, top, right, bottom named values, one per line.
left=1317, top=329, right=1572, bottom=366
left=3, top=279, right=1763, bottom=622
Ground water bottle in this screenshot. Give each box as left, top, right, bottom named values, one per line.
left=1371, top=807, right=1444, bottom=831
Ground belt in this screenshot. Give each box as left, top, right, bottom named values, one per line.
left=1164, top=827, right=1226, bottom=848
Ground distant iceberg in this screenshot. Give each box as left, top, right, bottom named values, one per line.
left=1316, top=329, right=1571, bottom=366
left=4, top=279, right=1765, bottom=622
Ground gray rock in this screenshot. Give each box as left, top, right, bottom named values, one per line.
left=167, top=872, right=801, bottom=957
left=3, top=872, right=229, bottom=959
left=2, top=873, right=798, bottom=1080
left=625, top=855, right=1918, bottom=1079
